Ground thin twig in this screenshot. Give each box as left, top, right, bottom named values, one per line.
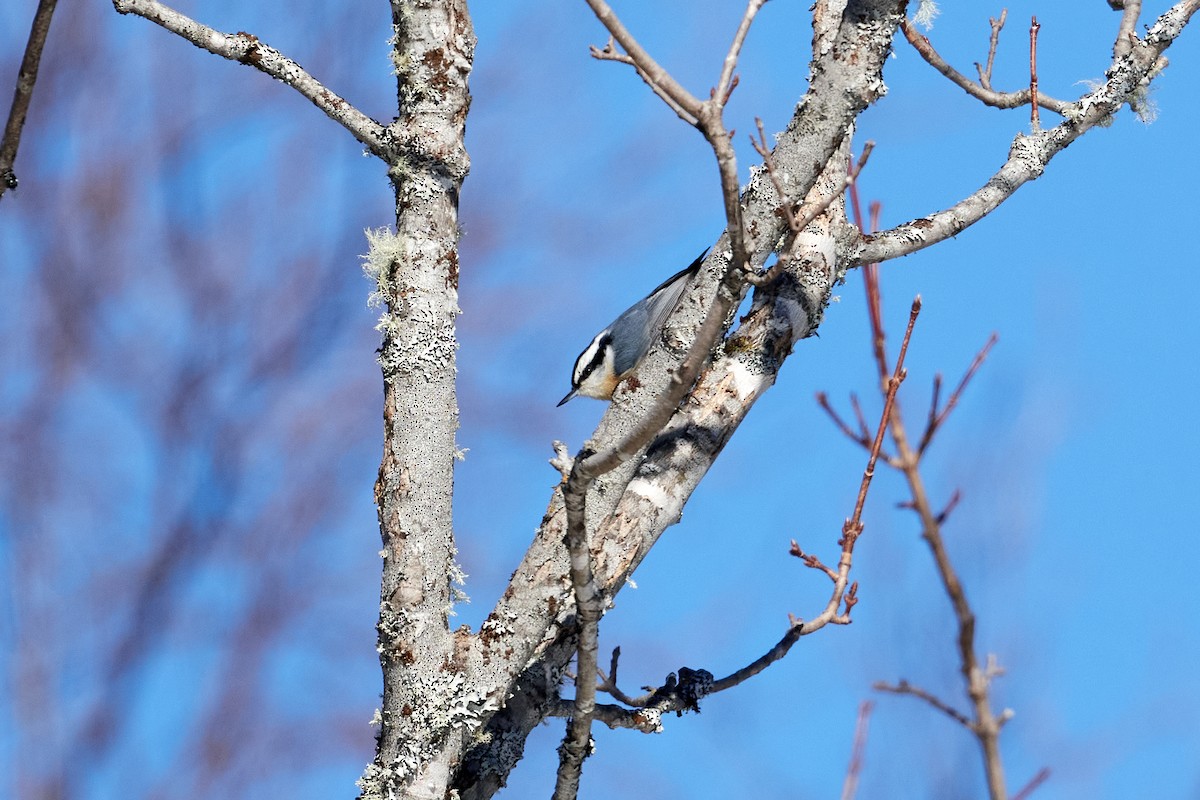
left=935, top=488, right=962, bottom=526
left=916, top=333, right=998, bottom=456
left=596, top=647, right=647, bottom=708
left=581, top=297, right=919, bottom=759
left=1011, top=767, right=1052, bottom=800
left=111, top=0, right=390, bottom=159
left=1029, top=17, right=1042, bottom=131
left=789, top=540, right=839, bottom=581
left=849, top=394, right=872, bottom=443
left=591, top=39, right=698, bottom=125
left=839, top=701, right=874, bottom=800
left=546, top=697, right=664, bottom=733
left=975, top=10, right=1008, bottom=90
left=873, top=680, right=974, bottom=729
left=0, top=0, right=59, bottom=200
left=716, top=0, right=768, bottom=105
left=900, top=18, right=1069, bottom=115
left=582, top=0, right=703, bottom=124
left=815, top=392, right=871, bottom=449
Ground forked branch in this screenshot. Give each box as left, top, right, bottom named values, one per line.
left=900, top=17, right=1069, bottom=115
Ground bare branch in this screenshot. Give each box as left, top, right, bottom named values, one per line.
left=815, top=392, right=871, bottom=449
left=1012, top=767, right=1053, bottom=800
left=789, top=540, right=839, bottom=582
left=857, top=1, right=1200, bottom=266
left=590, top=38, right=699, bottom=125
left=900, top=18, right=1070, bottom=115
left=816, top=393, right=873, bottom=450
left=1029, top=16, right=1042, bottom=131
left=716, top=0, right=768, bottom=106
left=710, top=622, right=805, bottom=693
left=546, top=698, right=664, bottom=733
left=1, top=0, right=58, bottom=200
left=839, top=701, right=874, bottom=800
left=917, top=333, right=998, bottom=457
left=584, top=296, right=919, bottom=734
left=748, top=120, right=875, bottom=286
left=873, top=680, right=974, bottom=729
left=581, top=0, right=703, bottom=123
left=111, top=0, right=390, bottom=159
left=557, top=2, right=782, bottom=788
left=975, top=10, right=1008, bottom=90
left=871, top=311, right=1009, bottom=797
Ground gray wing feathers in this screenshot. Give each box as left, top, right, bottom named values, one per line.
left=607, top=258, right=700, bottom=377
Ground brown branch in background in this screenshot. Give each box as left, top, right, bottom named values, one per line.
left=873, top=679, right=974, bottom=729
left=0, top=0, right=59, bottom=200
left=839, top=701, right=874, bottom=800
left=833, top=188, right=1017, bottom=797
left=816, top=392, right=872, bottom=449
left=850, top=257, right=1010, bottom=799
left=975, top=9, right=1008, bottom=90
left=1113, top=0, right=1143, bottom=59
left=917, top=333, right=998, bottom=457
left=899, top=16, right=1069, bottom=116
left=1011, top=766, right=1052, bottom=800
left=1029, top=17, right=1042, bottom=130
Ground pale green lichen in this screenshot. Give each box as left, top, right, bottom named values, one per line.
left=362, top=226, right=406, bottom=309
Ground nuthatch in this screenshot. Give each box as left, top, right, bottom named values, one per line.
left=558, top=251, right=706, bottom=406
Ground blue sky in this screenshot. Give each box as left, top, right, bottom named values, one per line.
left=2, top=1, right=1198, bottom=798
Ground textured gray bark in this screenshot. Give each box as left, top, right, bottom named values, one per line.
left=357, top=2, right=476, bottom=799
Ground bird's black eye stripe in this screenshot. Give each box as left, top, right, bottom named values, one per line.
left=575, top=333, right=612, bottom=387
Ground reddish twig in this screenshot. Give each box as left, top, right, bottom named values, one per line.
left=917, top=333, right=998, bottom=456
left=1029, top=17, right=1042, bottom=130
left=839, top=701, right=875, bottom=800
left=816, top=392, right=871, bottom=448
left=1012, top=767, right=1052, bottom=800
left=789, top=540, right=839, bottom=581
left=935, top=488, right=962, bottom=526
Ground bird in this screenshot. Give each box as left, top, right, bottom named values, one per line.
left=558, top=251, right=706, bottom=406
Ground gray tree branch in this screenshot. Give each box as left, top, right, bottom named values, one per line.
left=111, top=0, right=391, bottom=159
left=850, top=0, right=1198, bottom=266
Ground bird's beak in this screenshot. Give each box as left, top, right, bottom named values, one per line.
left=557, top=388, right=577, bottom=407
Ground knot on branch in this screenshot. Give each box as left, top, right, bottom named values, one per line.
left=649, top=667, right=715, bottom=715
